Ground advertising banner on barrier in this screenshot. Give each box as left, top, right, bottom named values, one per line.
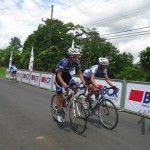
left=30, top=72, right=40, bottom=87
left=16, top=70, right=22, bottom=82
left=124, top=83, right=150, bottom=116
left=22, top=71, right=30, bottom=84
left=72, top=77, right=122, bottom=108
left=95, top=79, right=122, bottom=108
left=72, top=76, right=85, bottom=95
left=6, top=69, right=10, bottom=79
left=52, top=74, right=56, bottom=91
left=40, top=73, right=53, bottom=90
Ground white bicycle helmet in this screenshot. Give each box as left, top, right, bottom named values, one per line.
left=98, top=57, right=109, bottom=65
left=67, top=48, right=80, bottom=55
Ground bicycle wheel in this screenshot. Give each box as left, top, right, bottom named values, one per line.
left=51, top=93, right=67, bottom=122
left=51, top=94, right=58, bottom=122
left=69, top=101, right=87, bottom=135
left=77, top=93, right=90, bottom=118
left=98, top=99, right=118, bottom=129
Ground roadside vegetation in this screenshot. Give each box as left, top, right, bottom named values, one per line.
left=0, top=18, right=150, bottom=82
left=0, top=67, right=6, bottom=78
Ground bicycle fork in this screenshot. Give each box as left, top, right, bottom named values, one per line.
left=72, top=100, right=81, bottom=118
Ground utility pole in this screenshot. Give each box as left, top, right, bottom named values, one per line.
left=49, top=5, right=53, bottom=46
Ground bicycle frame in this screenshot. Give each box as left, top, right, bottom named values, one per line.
left=87, top=87, right=119, bottom=112
left=63, top=89, right=83, bottom=117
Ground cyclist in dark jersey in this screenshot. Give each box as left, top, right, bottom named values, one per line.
left=55, top=47, right=86, bottom=122
left=82, top=57, right=116, bottom=109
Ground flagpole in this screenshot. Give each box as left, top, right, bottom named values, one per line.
left=9, top=50, right=13, bottom=69
left=29, top=47, right=34, bottom=72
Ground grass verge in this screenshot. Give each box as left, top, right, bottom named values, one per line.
left=0, top=67, right=6, bottom=78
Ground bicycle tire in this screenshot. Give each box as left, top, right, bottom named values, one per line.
left=77, top=93, right=90, bottom=118
left=98, top=99, right=118, bottom=129
left=51, top=93, right=67, bottom=122
left=69, top=100, right=87, bottom=135
left=51, top=94, right=58, bottom=122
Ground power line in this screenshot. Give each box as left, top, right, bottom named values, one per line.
left=105, top=31, right=150, bottom=40
left=86, top=4, right=150, bottom=26
left=78, top=0, right=120, bottom=14
left=100, top=26, right=150, bottom=36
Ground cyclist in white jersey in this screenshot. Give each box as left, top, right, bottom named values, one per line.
left=10, top=65, right=18, bottom=79
left=82, top=57, right=116, bottom=109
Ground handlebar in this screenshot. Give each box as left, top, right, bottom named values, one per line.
left=80, top=85, right=119, bottom=95
left=102, top=86, right=119, bottom=95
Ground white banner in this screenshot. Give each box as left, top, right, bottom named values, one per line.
left=40, top=73, right=53, bottom=90
left=95, top=79, right=122, bottom=108
left=52, top=74, right=56, bottom=91
left=22, top=71, right=30, bottom=83
left=124, top=83, right=150, bottom=116
left=16, top=70, right=22, bottom=82
left=72, top=76, right=85, bottom=96
left=6, top=69, right=10, bottom=79
left=30, top=72, right=40, bottom=87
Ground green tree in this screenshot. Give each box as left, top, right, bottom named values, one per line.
left=108, top=52, right=133, bottom=78
left=114, top=66, right=146, bottom=81
left=9, top=37, right=22, bottom=51
left=139, top=47, right=150, bottom=81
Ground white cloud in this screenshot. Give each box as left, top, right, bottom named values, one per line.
left=0, top=0, right=150, bottom=63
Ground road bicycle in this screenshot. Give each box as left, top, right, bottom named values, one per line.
left=51, top=88, right=87, bottom=135
left=77, top=86, right=119, bottom=129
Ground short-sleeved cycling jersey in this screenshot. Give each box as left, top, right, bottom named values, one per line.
left=83, top=64, right=107, bottom=78
left=55, top=58, right=81, bottom=73
left=55, top=58, right=81, bottom=94
left=10, top=65, right=17, bottom=72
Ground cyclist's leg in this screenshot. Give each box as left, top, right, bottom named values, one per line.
left=55, top=75, right=64, bottom=122
left=85, top=84, right=95, bottom=100
left=55, top=72, right=71, bottom=122
left=14, top=71, right=17, bottom=78
left=13, top=71, right=17, bottom=80
left=11, top=71, right=15, bottom=79
left=84, top=77, right=96, bottom=105
left=80, top=77, right=91, bottom=109
left=56, top=93, right=62, bottom=112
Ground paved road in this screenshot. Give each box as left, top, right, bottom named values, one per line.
left=0, top=78, right=149, bottom=150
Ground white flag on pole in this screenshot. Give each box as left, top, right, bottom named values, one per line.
left=70, top=40, right=75, bottom=75
left=71, top=39, right=74, bottom=48
left=29, top=47, right=34, bottom=72
left=9, top=50, right=13, bottom=69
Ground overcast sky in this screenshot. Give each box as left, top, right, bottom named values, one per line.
left=0, top=0, right=150, bottom=63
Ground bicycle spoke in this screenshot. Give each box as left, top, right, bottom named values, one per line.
left=69, top=101, right=87, bottom=135
left=98, top=99, right=118, bottom=129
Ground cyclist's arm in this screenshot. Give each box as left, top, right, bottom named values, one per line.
left=90, top=74, right=98, bottom=88
left=77, top=69, right=86, bottom=86
left=104, top=74, right=114, bottom=86
left=56, top=71, right=67, bottom=88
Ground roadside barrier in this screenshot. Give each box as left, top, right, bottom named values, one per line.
left=5, top=69, right=150, bottom=118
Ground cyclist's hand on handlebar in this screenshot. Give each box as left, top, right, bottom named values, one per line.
left=111, top=86, right=119, bottom=93
left=83, top=84, right=88, bottom=89
left=64, top=85, right=71, bottom=92
left=111, top=86, right=117, bottom=89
